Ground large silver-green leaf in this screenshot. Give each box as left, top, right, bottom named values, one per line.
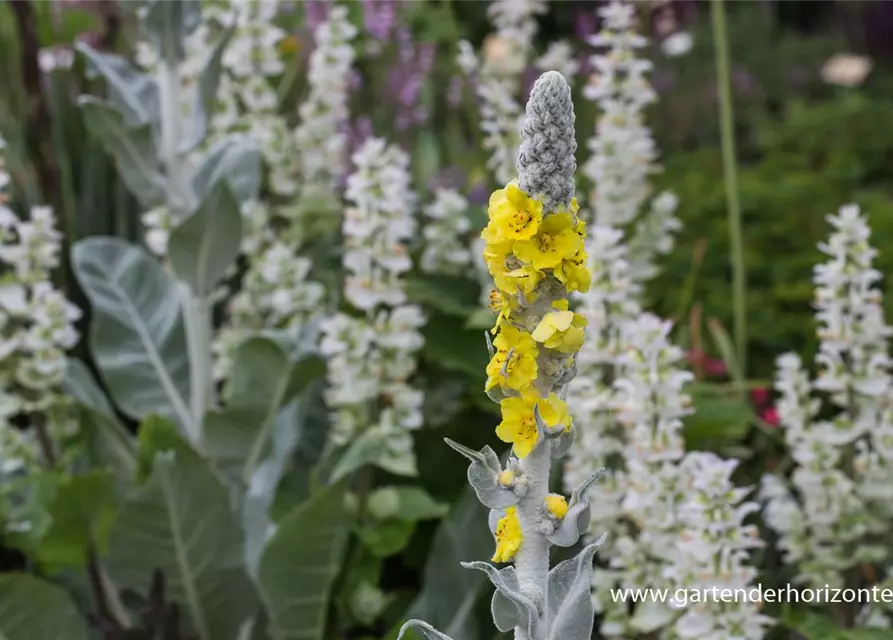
left=72, top=237, right=192, bottom=434
left=391, top=489, right=492, bottom=640
left=205, top=337, right=325, bottom=483
left=62, top=359, right=137, bottom=493
left=0, top=574, right=90, bottom=640
left=257, top=482, right=351, bottom=640
left=168, top=180, right=243, bottom=298
left=76, top=42, right=159, bottom=125
left=192, top=135, right=262, bottom=204
left=78, top=96, right=166, bottom=209
left=107, top=424, right=256, bottom=640
left=141, top=0, right=202, bottom=63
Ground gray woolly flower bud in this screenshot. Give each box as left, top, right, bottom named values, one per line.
left=516, top=70, right=577, bottom=213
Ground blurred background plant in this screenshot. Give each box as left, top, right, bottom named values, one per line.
left=1, top=0, right=893, bottom=639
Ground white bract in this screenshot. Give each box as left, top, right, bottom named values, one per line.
left=420, top=188, right=472, bottom=275
left=583, top=1, right=679, bottom=281
left=0, top=137, right=82, bottom=534
left=762, top=205, right=893, bottom=620
left=321, top=139, right=425, bottom=470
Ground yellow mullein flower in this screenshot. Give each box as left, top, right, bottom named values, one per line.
left=531, top=300, right=588, bottom=353
left=554, top=248, right=592, bottom=294
left=488, top=182, right=543, bottom=241
left=489, top=289, right=516, bottom=333
left=486, top=325, right=538, bottom=392
left=513, top=212, right=582, bottom=270
left=544, top=494, right=569, bottom=519
left=496, top=392, right=571, bottom=458
left=492, top=506, right=522, bottom=563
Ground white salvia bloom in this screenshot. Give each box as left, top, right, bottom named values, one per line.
left=420, top=188, right=472, bottom=275
left=322, top=138, right=425, bottom=460
left=583, top=1, right=680, bottom=278
left=763, top=204, right=893, bottom=597
left=294, top=4, right=358, bottom=197
left=566, top=226, right=641, bottom=529
left=0, top=137, right=81, bottom=534
left=535, top=41, right=580, bottom=81
left=486, top=0, right=547, bottom=47
left=456, top=0, right=544, bottom=183
left=668, top=453, right=770, bottom=640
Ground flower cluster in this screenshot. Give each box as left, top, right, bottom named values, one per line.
left=762, top=205, right=893, bottom=599
left=0, top=137, right=81, bottom=533
left=320, top=139, right=424, bottom=466
left=670, top=453, right=770, bottom=639
left=456, top=0, right=545, bottom=184
left=137, top=0, right=296, bottom=255
left=583, top=1, right=680, bottom=278
left=213, top=4, right=358, bottom=379
left=293, top=4, right=358, bottom=198
left=400, top=70, right=606, bottom=640
left=419, top=188, right=472, bottom=275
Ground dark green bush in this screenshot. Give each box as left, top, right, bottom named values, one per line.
left=649, top=94, right=893, bottom=377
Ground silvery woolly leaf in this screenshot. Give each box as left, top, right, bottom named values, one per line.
left=444, top=439, right=519, bottom=509
left=168, top=179, right=242, bottom=298
left=72, top=237, right=192, bottom=432
left=178, top=28, right=234, bottom=154
left=546, top=536, right=607, bottom=640
left=192, top=135, right=262, bottom=204
left=546, top=468, right=605, bottom=547
left=461, top=561, right=541, bottom=638
left=78, top=96, right=166, bottom=209
left=141, top=0, right=202, bottom=64
left=75, top=43, right=159, bottom=125
left=550, top=425, right=575, bottom=460
left=397, top=620, right=454, bottom=640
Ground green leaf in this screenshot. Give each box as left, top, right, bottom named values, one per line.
left=0, top=574, right=91, bottom=640
left=205, top=338, right=325, bottom=482
left=386, top=489, right=493, bottom=640
left=367, top=487, right=449, bottom=521
left=420, top=314, right=488, bottom=379
left=76, top=43, right=158, bottom=125
left=107, top=421, right=256, bottom=640
left=134, top=414, right=195, bottom=482
left=192, top=134, right=262, bottom=204
left=406, top=273, right=480, bottom=317
left=684, top=382, right=753, bottom=449
left=465, top=307, right=496, bottom=330
left=78, top=96, right=166, bottom=209
left=782, top=608, right=891, bottom=639
left=357, top=519, right=416, bottom=557
left=329, top=428, right=418, bottom=484
left=141, top=0, right=202, bottom=63
left=72, top=237, right=193, bottom=432
left=168, top=180, right=243, bottom=298
left=62, top=360, right=137, bottom=493
left=258, top=482, right=351, bottom=640
left=411, top=130, right=441, bottom=190
left=35, top=471, right=116, bottom=570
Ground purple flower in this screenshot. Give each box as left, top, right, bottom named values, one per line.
left=304, top=1, right=329, bottom=31
left=384, top=35, right=436, bottom=131
left=428, top=166, right=468, bottom=192
left=363, top=0, right=397, bottom=41
left=573, top=8, right=598, bottom=41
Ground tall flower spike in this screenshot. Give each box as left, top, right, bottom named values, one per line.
left=517, top=71, right=577, bottom=212
left=400, top=71, right=605, bottom=640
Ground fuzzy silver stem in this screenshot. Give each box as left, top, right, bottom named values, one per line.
left=513, top=440, right=552, bottom=640
left=511, top=70, right=577, bottom=640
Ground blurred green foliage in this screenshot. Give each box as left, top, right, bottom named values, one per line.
left=649, top=93, right=893, bottom=378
